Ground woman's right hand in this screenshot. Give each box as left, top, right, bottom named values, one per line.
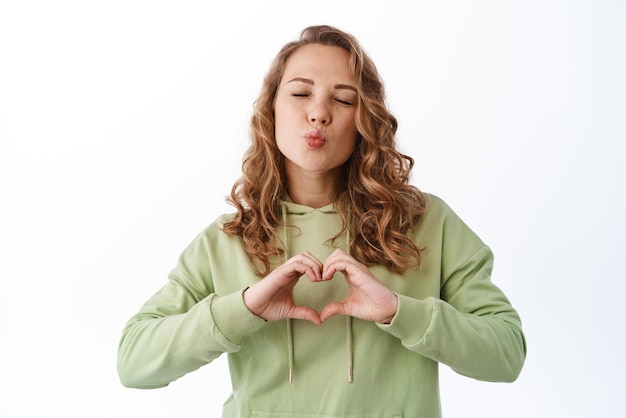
left=243, top=251, right=324, bottom=325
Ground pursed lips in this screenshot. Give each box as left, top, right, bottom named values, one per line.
left=305, top=129, right=326, bottom=149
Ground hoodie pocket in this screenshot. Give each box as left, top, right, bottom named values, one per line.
left=252, top=412, right=402, bottom=418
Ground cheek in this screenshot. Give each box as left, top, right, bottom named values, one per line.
left=338, top=133, right=358, bottom=160
left=274, top=117, right=291, bottom=147
left=343, top=110, right=358, bottom=134
left=273, top=103, right=287, bottom=137
left=273, top=108, right=293, bottom=155
left=341, top=118, right=358, bottom=146
left=274, top=100, right=297, bottom=131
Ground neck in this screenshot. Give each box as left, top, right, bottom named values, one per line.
left=285, top=169, right=340, bottom=209
left=287, top=187, right=334, bottom=208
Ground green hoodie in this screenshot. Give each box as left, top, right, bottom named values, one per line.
left=117, top=194, right=526, bottom=417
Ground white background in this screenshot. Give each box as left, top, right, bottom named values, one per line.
left=1, top=1, right=624, bottom=417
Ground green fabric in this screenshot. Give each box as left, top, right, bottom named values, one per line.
left=117, top=194, right=526, bottom=417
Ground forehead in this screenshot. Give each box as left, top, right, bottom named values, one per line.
left=282, top=44, right=352, bottom=82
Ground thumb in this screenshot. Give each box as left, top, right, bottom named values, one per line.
left=291, top=306, right=322, bottom=326
left=320, top=302, right=347, bottom=322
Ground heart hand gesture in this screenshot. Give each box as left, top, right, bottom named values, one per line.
left=243, top=249, right=398, bottom=325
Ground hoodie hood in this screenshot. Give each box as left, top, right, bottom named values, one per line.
left=280, top=195, right=338, bottom=215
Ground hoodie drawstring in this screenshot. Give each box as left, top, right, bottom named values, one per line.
left=346, top=227, right=353, bottom=383
left=282, top=204, right=295, bottom=384
left=281, top=203, right=354, bottom=383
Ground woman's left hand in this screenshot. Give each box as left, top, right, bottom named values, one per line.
left=319, top=249, right=398, bottom=324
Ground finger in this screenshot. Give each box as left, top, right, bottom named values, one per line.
left=280, top=258, right=321, bottom=283
left=320, top=302, right=347, bottom=322
left=300, top=253, right=324, bottom=281
left=323, top=248, right=366, bottom=277
left=289, top=252, right=323, bottom=281
left=296, top=260, right=323, bottom=282
left=322, top=258, right=360, bottom=281
left=290, top=306, right=322, bottom=326
left=323, top=248, right=350, bottom=265
left=299, top=251, right=323, bottom=266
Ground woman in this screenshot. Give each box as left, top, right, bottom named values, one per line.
left=118, top=25, right=526, bottom=417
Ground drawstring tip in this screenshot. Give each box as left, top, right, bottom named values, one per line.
left=289, top=368, right=293, bottom=384
left=348, top=367, right=353, bottom=383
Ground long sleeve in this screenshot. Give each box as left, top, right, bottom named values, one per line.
left=377, top=196, right=526, bottom=382
left=116, top=224, right=266, bottom=389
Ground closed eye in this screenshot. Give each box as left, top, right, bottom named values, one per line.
left=335, top=98, right=354, bottom=106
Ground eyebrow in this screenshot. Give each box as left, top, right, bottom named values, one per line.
left=287, top=77, right=357, bottom=92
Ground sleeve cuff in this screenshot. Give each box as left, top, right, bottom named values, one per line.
left=210, top=288, right=267, bottom=345
left=376, top=293, right=435, bottom=348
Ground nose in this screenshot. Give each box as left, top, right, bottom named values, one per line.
left=308, top=98, right=330, bottom=125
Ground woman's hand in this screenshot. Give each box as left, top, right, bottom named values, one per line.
left=320, top=249, right=398, bottom=324
left=243, top=249, right=397, bottom=325
left=243, top=251, right=324, bottom=325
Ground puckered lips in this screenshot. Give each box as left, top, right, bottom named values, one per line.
left=304, top=129, right=326, bottom=149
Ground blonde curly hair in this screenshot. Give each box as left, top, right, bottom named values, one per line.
left=223, top=25, right=428, bottom=276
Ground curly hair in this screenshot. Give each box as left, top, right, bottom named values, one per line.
left=223, top=25, right=428, bottom=276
